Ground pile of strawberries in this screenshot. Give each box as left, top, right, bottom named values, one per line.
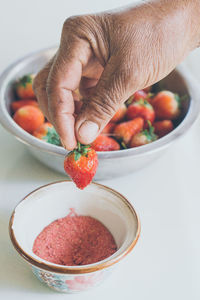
left=11, top=74, right=183, bottom=189
left=91, top=88, right=181, bottom=151
left=11, top=74, right=61, bottom=145
left=12, top=74, right=182, bottom=151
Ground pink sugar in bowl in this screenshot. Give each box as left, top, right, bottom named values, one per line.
left=9, top=180, right=140, bottom=293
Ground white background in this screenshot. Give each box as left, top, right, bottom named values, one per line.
left=0, top=1, right=200, bottom=299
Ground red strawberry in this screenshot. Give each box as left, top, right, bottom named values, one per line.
left=91, top=135, right=120, bottom=151
left=127, top=90, right=148, bottom=106
left=13, top=105, right=44, bottom=133
left=33, top=122, right=61, bottom=145
left=114, top=117, right=144, bottom=146
left=154, top=120, right=174, bottom=137
left=111, top=104, right=127, bottom=122
left=151, top=91, right=181, bottom=120
left=126, top=99, right=155, bottom=127
left=129, top=122, right=158, bottom=148
left=11, top=99, right=38, bottom=113
left=33, top=122, right=53, bottom=139
left=64, top=143, right=98, bottom=190
left=15, top=74, right=35, bottom=99
left=101, top=122, right=116, bottom=135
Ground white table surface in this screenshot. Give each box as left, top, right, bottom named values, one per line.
left=0, top=1, right=200, bottom=299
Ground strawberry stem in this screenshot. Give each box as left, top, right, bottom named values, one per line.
left=77, top=141, right=81, bottom=152
left=19, top=74, right=33, bottom=87
left=147, top=92, right=154, bottom=98
left=42, top=127, right=61, bottom=146
left=175, top=94, right=188, bottom=109
left=121, top=141, right=127, bottom=149
left=69, top=142, right=92, bottom=161
left=143, top=121, right=158, bottom=142
left=126, top=95, right=134, bottom=106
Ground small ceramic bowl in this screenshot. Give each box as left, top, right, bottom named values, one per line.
left=9, top=181, right=140, bottom=293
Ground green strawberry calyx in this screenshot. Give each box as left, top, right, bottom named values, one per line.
left=174, top=93, right=181, bottom=109
left=42, top=127, right=61, bottom=146
left=175, top=93, right=188, bottom=109
left=147, top=92, right=154, bottom=98
left=70, top=142, right=91, bottom=161
left=137, top=99, right=153, bottom=109
left=142, top=121, right=158, bottom=142
left=126, top=95, right=135, bottom=106
left=18, top=74, right=33, bottom=88
left=120, top=141, right=127, bottom=149
left=126, top=92, right=154, bottom=107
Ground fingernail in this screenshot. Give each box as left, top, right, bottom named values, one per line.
left=60, top=138, right=77, bottom=151
left=60, top=138, right=67, bottom=149
left=78, top=121, right=99, bottom=143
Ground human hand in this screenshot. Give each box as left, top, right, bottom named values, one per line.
left=33, top=0, right=200, bottom=150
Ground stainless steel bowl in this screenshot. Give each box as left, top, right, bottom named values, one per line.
left=0, top=47, right=200, bottom=179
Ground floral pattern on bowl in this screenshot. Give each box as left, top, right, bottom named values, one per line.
left=32, top=266, right=109, bottom=293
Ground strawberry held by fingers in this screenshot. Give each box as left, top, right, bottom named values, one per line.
left=64, top=143, right=98, bottom=190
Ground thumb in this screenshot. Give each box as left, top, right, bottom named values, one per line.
left=75, top=57, right=132, bottom=144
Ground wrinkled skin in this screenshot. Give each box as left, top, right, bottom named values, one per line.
left=33, top=0, right=200, bottom=150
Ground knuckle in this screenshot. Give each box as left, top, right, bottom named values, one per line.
left=62, top=15, right=83, bottom=34
left=62, top=15, right=97, bottom=41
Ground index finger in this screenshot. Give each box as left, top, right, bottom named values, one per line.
left=47, top=52, right=82, bottom=150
